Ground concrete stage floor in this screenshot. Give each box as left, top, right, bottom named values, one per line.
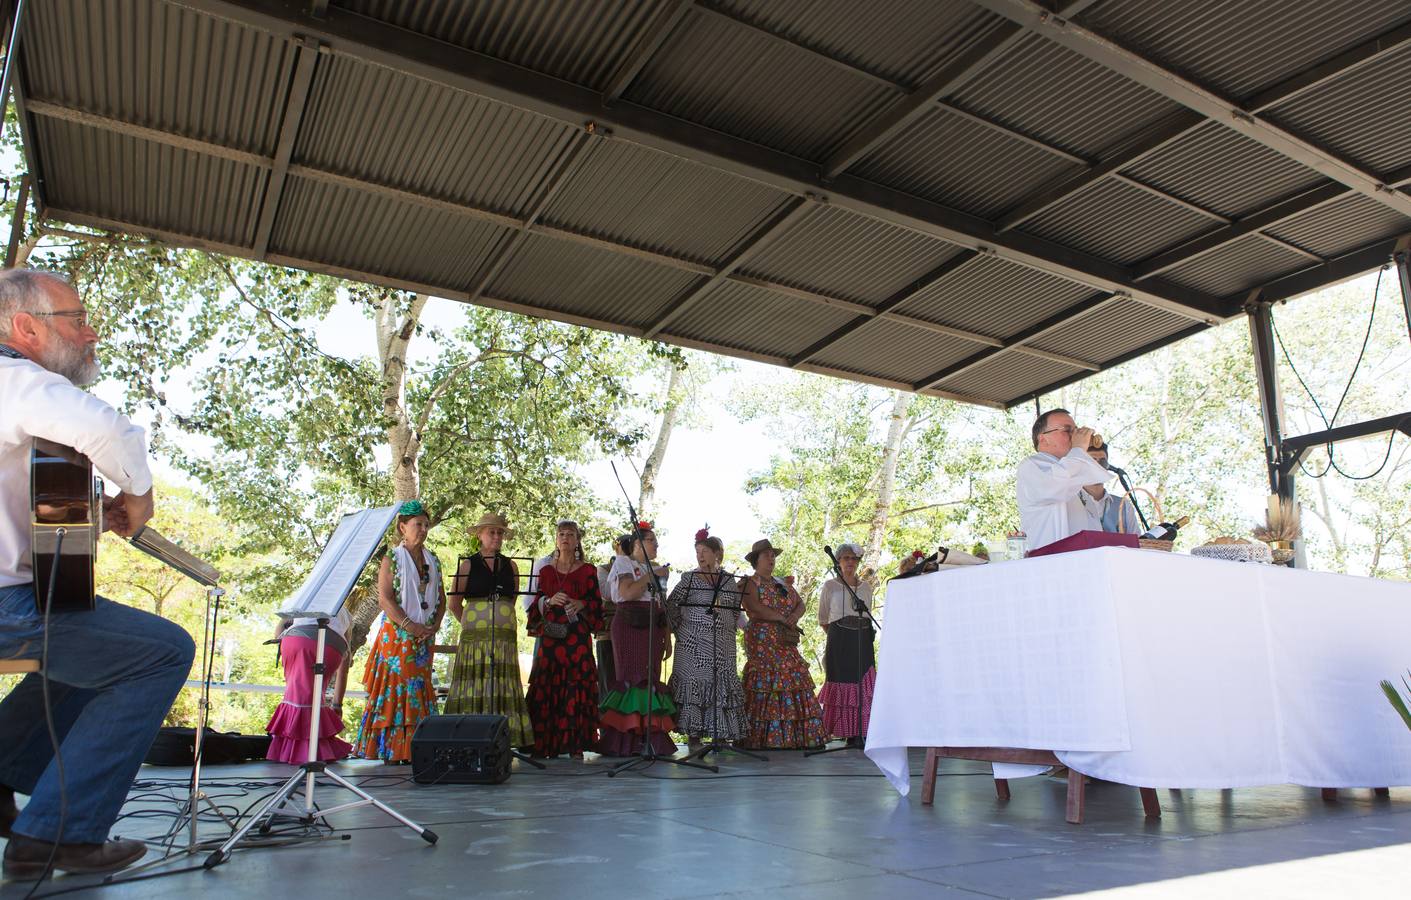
left=2, top=746, right=1408, bottom=898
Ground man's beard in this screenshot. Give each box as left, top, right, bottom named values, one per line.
left=37, top=334, right=100, bottom=386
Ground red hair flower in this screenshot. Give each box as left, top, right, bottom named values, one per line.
left=636, top=520, right=653, bottom=532
left=911, top=549, right=925, bottom=559
left=694, top=524, right=711, bottom=542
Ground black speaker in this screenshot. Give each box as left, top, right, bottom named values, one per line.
left=410, top=714, right=512, bottom=784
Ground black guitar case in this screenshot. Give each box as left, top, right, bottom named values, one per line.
left=145, top=727, right=272, bottom=766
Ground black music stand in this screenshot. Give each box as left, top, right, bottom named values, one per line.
left=450, top=554, right=544, bottom=770
left=675, top=569, right=766, bottom=764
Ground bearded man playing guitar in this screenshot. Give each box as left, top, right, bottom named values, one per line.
left=0, top=268, right=195, bottom=879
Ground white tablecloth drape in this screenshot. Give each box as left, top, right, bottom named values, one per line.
left=865, top=547, right=1411, bottom=795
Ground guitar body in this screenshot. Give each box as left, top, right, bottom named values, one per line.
left=30, top=438, right=100, bottom=613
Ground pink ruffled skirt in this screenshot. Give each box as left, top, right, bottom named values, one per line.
left=266, top=635, right=353, bottom=764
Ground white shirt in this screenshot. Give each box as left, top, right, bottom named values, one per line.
left=1, top=353, right=153, bottom=587
left=292, top=606, right=352, bottom=640
left=1016, top=449, right=1110, bottom=552
left=819, top=577, right=873, bottom=626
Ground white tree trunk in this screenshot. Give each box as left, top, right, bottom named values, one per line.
left=374, top=292, right=429, bottom=502
left=863, top=391, right=913, bottom=569
left=638, top=364, right=684, bottom=514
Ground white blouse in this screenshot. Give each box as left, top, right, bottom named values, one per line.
left=818, top=577, right=874, bottom=626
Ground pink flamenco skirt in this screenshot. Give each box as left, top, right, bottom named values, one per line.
left=818, top=667, right=876, bottom=740
left=266, top=635, right=353, bottom=764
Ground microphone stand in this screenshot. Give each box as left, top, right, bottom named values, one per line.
left=1109, top=467, right=1150, bottom=532
left=607, top=464, right=715, bottom=776
left=807, top=547, right=880, bottom=757
left=678, top=569, right=766, bottom=764
left=451, top=556, right=545, bottom=770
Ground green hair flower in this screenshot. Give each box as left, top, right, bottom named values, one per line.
left=398, top=499, right=426, bottom=517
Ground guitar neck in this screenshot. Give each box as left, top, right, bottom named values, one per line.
left=130, top=526, right=221, bottom=588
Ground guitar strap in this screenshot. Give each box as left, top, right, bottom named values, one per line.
left=0, top=344, right=26, bottom=361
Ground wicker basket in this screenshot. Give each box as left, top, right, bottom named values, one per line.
left=1138, top=538, right=1174, bottom=552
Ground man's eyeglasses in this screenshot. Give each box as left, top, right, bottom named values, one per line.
left=33, top=309, right=91, bottom=328
left=1041, top=426, right=1076, bottom=436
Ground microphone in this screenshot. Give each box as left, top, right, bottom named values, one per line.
left=1107, top=464, right=1129, bottom=477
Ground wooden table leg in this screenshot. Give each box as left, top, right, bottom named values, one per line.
left=921, top=747, right=940, bottom=805
left=1065, top=768, right=1086, bottom=824
left=1139, top=787, right=1161, bottom=818
left=995, top=778, right=1010, bottom=801
left=1321, top=788, right=1338, bottom=802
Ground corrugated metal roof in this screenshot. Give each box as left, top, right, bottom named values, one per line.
left=705, top=0, right=1005, bottom=87
left=1122, top=122, right=1325, bottom=219
left=662, top=279, right=856, bottom=359
left=943, top=353, right=1082, bottom=404
left=35, top=116, right=265, bottom=247
left=892, top=256, right=1092, bottom=338
left=808, top=318, right=978, bottom=385
left=1078, top=0, right=1411, bottom=101
left=1265, top=193, right=1411, bottom=258
left=739, top=206, right=959, bottom=305
left=1028, top=299, right=1193, bottom=362
left=20, top=0, right=1411, bottom=408
left=294, top=55, right=579, bottom=217
left=623, top=6, right=898, bottom=162
left=332, top=0, right=664, bottom=94
left=23, top=0, right=293, bottom=155
left=1164, top=234, right=1315, bottom=299
left=852, top=106, right=1084, bottom=220
left=950, top=33, right=1181, bottom=159
left=1019, top=178, right=1217, bottom=266
left=539, top=139, right=792, bottom=266
left=486, top=231, right=697, bottom=330
left=271, top=175, right=509, bottom=290
left=1265, top=42, right=1411, bottom=176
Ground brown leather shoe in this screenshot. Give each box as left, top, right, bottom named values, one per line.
left=2, top=834, right=147, bottom=879
left=0, top=787, right=17, bottom=838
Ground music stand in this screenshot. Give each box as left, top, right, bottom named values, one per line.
left=449, top=554, right=544, bottom=770
left=675, top=570, right=766, bottom=764
left=206, top=507, right=437, bottom=868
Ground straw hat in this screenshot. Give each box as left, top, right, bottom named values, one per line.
left=745, top=538, right=783, bottom=568
left=470, top=512, right=513, bottom=538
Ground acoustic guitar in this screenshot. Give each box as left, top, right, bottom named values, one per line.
left=31, top=438, right=220, bottom=613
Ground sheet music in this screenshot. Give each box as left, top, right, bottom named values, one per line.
left=278, top=506, right=398, bottom=620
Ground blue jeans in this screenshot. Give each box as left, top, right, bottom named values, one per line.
left=0, top=583, right=195, bottom=843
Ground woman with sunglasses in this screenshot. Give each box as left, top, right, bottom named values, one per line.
left=355, top=499, right=445, bottom=763
left=525, top=519, right=605, bottom=758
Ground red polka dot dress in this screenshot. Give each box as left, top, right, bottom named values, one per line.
left=525, top=562, right=605, bottom=757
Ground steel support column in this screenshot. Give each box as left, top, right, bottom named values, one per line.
left=1396, top=248, right=1411, bottom=347
left=4, top=172, right=28, bottom=267
left=1247, top=302, right=1292, bottom=502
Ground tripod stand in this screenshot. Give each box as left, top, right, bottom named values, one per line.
left=677, top=569, right=766, bottom=765
left=806, top=547, right=879, bottom=757
left=605, top=470, right=714, bottom=776
left=449, top=554, right=544, bottom=770
left=206, top=617, right=436, bottom=867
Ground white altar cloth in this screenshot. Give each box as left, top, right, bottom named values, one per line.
left=866, top=547, right=1411, bottom=795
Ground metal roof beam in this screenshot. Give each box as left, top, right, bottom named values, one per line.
left=467, top=130, right=600, bottom=302
left=994, top=14, right=1411, bottom=233
left=1243, top=232, right=1411, bottom=305
left=601, top=0, right=693, bottom=103
left=642, top=197, right=814, bottom=338
left=970, top=0, right=1411, bottom=219
left=822, top=25, right=1027, bottom=178
left=170, top=0, right=1229, bottom=322
left=1009, top=320, right=1210, bottom=408
left=1130, top=183, right=1348, bottom=281
left=913, top=290, right=1118, bottom=391
left=252, top=37, right=318, bottom=258
left=789, top=249, right=981, bottom=365
left=43, top=205, right=1006, bottom=408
